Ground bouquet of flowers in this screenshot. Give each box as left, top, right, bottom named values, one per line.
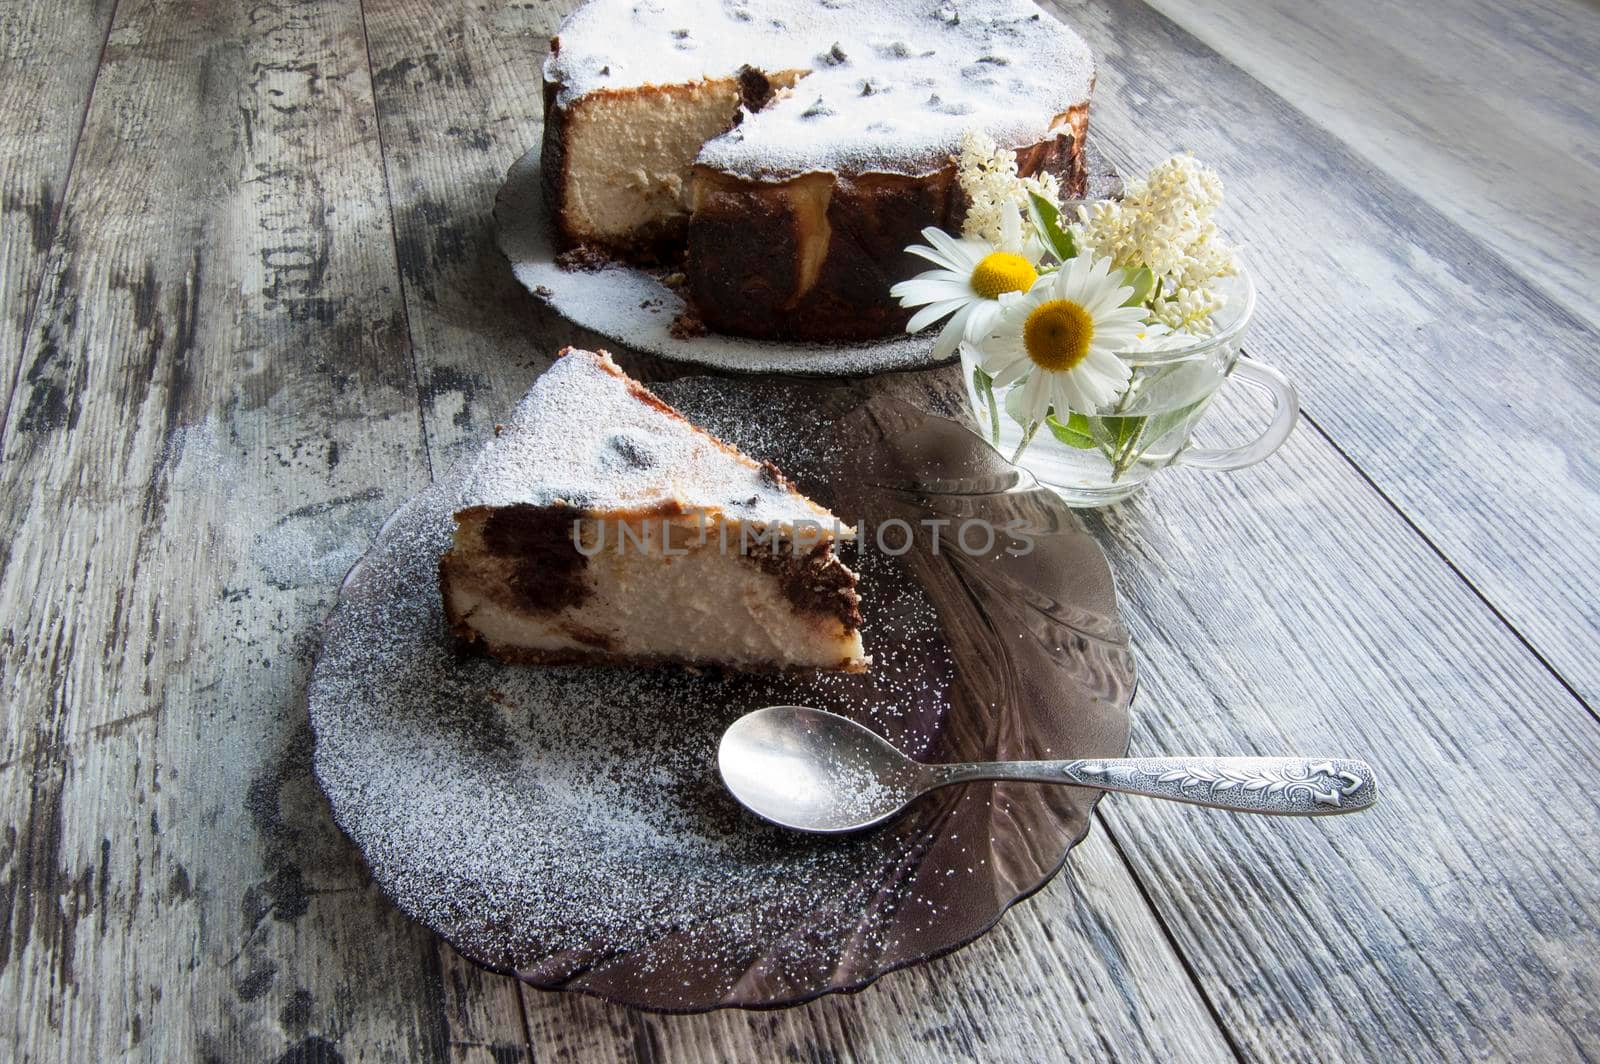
left=893, top=133, right=1242, bottom=480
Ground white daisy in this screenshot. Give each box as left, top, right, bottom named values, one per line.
left=975, top=254, right=1151, bottom=424
left=890, top=206, right=1044, bottom=360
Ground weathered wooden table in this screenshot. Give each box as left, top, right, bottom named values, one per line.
left=3, top=0, right=1597, bottom=1059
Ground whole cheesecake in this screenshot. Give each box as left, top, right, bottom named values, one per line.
left=541, top=0, right=1094, bottom=343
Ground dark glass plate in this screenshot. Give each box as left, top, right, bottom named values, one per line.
left=308, top=378, right=1135, bottom=1012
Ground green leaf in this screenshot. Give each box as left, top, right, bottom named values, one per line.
left=1088, top=413, right=1149, bottom=481
left=1097, top=414, right=1146, bottom=452
left=1026, top=190, right=1078, bottom=262
left=1121, top=266, right=1155, bottom=307
left=1046, top=410, right=1097, bottom=449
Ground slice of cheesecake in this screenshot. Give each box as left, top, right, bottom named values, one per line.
left=440, top=348, right=867, bottom=672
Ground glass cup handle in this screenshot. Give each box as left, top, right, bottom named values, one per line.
left=1176, top=358, right=1299, bottom=472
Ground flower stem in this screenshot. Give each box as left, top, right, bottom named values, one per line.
left=1110, top=422, right=1147, bottom=481
left=1147, top=276, right=1163, bottom=309
left=1011, top=420, right=1041, bottom=464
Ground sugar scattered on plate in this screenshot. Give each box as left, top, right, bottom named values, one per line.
left=309, top=382, right=955, bottom=984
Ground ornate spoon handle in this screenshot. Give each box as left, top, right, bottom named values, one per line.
left=930, top=756, right=1378, bottom=816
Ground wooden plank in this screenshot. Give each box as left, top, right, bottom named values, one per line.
left=356, top=0, right=1234, bottom=1055
left=1076, top=397, right=1600, bottom=1059
left=1138, top=0, right=1600, bottom=330
left=357, top=0, right=567, bottom=466
left=436, top=949, right=536, bottom=1063
left=1048, top=0, right=1600, bottom=709
left=0, top=0, right=116, bottom=438
left=0, top=0, right=520, bottom=1059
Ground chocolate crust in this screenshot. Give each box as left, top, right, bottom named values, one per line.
left=743, top=538, right=863, bottom=632
left=736, top=64, right=777, bottom=112
left=540, top=53, right=569, bottom=249
left=685, top=110, right=1088, bottom=342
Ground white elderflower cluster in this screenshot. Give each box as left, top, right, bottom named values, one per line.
left=955, top=130, right=1059, bottom=245
left=1020, top=169, right=1061, bottom=215
left=1076, top=154, right=1239, bottom=334
left=1150, top=284, right=1225, bottom=334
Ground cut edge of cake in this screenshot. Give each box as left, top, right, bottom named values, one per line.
left=439, top=347, right=869, bottom=673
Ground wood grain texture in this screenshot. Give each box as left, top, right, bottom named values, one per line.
left=357, top=0, right=559, bottom=469
left=0, top=0, right=116, bottom=440
left=1081, top=402, right=1600, bottom=1060
left=1050, top=0, right=1600, bottom=711
left=1139, top=0, right=1600, bottom=330
left=355, top=0, right=1234, bottom=1058
left=0, top=0, right=510, bottom=1059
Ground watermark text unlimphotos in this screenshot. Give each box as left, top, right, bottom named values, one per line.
left=569, top=511, right=1037, bottom=558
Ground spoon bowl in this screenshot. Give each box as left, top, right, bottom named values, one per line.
left=717, top=705, right=924, bottom=833
left=720, top=705, right=1378, bottom=834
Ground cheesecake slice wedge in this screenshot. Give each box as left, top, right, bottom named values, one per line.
left=440, top=348, right=867, bottom=672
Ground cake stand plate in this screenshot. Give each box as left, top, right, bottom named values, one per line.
left=494, top=147, right=1122, bottom=376
left=308, top=376, right=1134, bottom=1011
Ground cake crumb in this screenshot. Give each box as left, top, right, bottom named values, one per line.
left=555, top=246, right=613, bottom=271
left=670, top=311, right=708, bottom=339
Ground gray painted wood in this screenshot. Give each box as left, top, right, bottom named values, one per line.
left=1083, top=402, right=1600, bottom=1060
left=1140, top=0, right=1600, bottom=331
left=0, top=0, right=116, bottom=441
left=0, top=0, right=457, bottom=1059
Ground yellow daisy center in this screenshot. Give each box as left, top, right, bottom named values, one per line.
left=1023, top=299, right=1095, bottom=372
left=969, top=252, right=1038, bottom=300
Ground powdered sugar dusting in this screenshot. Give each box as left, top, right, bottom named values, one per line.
left=310, top=383, right=956, bottom=992
left=459, top=348, right=830, bottom=528
left=548, top=0, right=1094, bottom=178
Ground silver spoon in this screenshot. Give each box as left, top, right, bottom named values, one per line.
left=719, top=705, right=1378, bottom=834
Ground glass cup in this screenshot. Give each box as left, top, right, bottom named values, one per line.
left=963, top=269, right=1297, bottom=507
